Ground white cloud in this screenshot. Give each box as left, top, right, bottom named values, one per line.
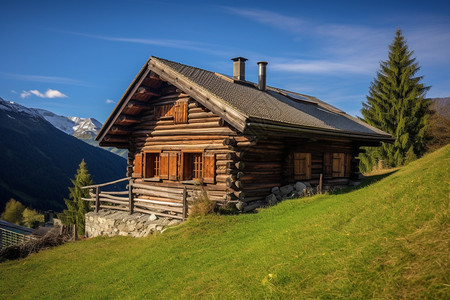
left=271, top=60, right=372, bottom=75
left=223, top=7, right=306, bottom=34
left=225, top=8, right=449, bottom=76
left=0, top=72, right=86, bottom=86
left=56, top=30, right=230, bottom=56
left=105, top=99, right=115, bottom=104
left=20, top=91, right=31, bottom=98
left=11, top=90, right=17, bottom=94
left=20, top=89, right=67, bottom=99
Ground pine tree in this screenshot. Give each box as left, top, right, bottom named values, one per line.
left=58, top=159, right=93, bottom=236
left=360, top=29, right=431, bottom=171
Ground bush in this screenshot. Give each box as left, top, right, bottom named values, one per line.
left=189, top=184, right=216, bottom=217
left=22, top=208, right=44, bottom=229
left=1, top=199, right=25, bottom=225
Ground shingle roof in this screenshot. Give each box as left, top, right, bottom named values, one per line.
left=152, top=57, right=391, bottom=139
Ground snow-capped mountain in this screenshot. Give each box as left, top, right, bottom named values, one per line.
left=0, top=97, right=102, bottom=139
left=0, top=97, right=127, bottom=158
left=34, top=108, right=102, bottom=139
left=0, top=97, right=42, bottom=120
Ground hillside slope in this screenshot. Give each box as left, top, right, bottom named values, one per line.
left=0, top=146, right=448, bottom=299
left=0, top=99, right=127, bottom=211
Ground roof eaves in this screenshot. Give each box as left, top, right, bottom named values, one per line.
left=96, top=58, right=151, bottom=143
left=246, top=118, right=394, bottom=142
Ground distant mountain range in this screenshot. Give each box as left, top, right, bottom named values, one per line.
left=0, top=98, right=127, bottom=212
left=33, top=108, right=128, bottom=158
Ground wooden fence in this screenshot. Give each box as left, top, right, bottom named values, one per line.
left=81, top=178, right=191, bottom=220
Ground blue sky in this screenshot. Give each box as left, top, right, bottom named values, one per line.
left=1, top=0, right=449, bottom=122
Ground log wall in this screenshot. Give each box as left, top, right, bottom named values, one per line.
left=122, top=84, right=363, bottom=211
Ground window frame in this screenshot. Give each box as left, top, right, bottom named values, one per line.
left=181, top=149, right=204, bottom=181
left=143, top=150, right=161, bottom=180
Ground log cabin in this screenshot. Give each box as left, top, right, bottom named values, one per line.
left=95, top=56, right=393, bottom=213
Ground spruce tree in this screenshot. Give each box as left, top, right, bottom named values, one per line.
left=58, top=159, right=93, bottom=236
left=360, top=29, right=431, bottom=171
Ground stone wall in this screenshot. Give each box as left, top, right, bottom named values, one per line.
left=85, top=209, right=181, bottom=238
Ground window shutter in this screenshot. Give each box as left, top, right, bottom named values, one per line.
left=344, top=153, right=352, bottom=177
left=155, top=104, right=174, bottom=119
left=323, top=153, right=332, bottom=177
left=159, top=152, right=169, bottom=179
left=134, top=153, right=143, bottom=178
left=174, top=101, right=188, bottom=124
left=203, top=153, right=216, bottom=184
left=332, top=153, right=345, bottom=177
left=168, top=152, right=179, bottom=180
left=294, top=153, right=311, bottom=180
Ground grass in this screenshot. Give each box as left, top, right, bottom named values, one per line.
left=1, top=145, right=449, bottom=299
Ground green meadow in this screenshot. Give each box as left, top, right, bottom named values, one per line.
left=1, top=145, right=448, bottom=299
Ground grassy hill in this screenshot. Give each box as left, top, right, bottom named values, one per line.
left=1, top=146, right=448, bottom=299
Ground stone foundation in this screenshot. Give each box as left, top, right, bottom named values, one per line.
left=85, top=209, right=182, bottom=238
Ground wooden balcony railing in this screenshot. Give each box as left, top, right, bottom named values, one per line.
left=81, top=178, right=189, bottom=220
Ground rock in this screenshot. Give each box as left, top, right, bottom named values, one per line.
left=294, top=181, right=307, bottom=192
left=236, top=201, right=246, bottom=211
left=304, top=182, right=312, bottom=188
left=271, top=186, right=280, bottom=194
left=280, top=185, right=294, bottom=196
left=274, top=192, right=282, bottom=201
left=149, top=214, right=158, bottom=221
left=265, top=194, right=278, bottom=206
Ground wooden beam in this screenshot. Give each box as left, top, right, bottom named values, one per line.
left=117, top=114, right=141, bottom=124
left=103, top=135, right=128, bottom=143
left=136, top=86, right=160, bottom=96
left=111, top=125, right=132, bottom=134
left=126, top=100, right=152, bottom=110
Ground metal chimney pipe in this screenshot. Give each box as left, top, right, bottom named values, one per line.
left=231, top=57, right=247, bottom=81
left=257, top=61, right=268, bottom=91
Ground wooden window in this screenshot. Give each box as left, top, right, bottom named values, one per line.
left=294, top=153, right=311, bottom=180
left=332, top=153, right=345, bottom=177
left=324, top=152, right=352, bottom=178
left=144, top=152, right=160, bottom=178
left=174, top=101, right=188, bottom=124
left=159, top=152, right=179, bottom=180
left=323, top=152, right=333, bottom=178
left=344, top=153, right=352, bottom=177
left=133, top=153, right=143, bottom=178
left=183, top=152, right=203, bottom=180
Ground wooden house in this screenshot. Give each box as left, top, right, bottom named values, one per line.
left=95, top=56, right=392, bottom=213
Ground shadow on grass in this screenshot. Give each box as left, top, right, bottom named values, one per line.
left=332, top=170, right=399, bottom=195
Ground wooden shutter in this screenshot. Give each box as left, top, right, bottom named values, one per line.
left=134, top=153, right=143, bottom=178
left=174, top=101, right=188, bottom=124
left=344, top=153, right=352, bottom=177
left=323, top=152, right=332, bottom=177
left=294, top=153, right=311, bottom=180
left=203, top=153, right=216, bottom=184
left=159, top=152, right=169, bottom=180
left=332, top=153, right=345, bottom=177
left=168, top=152, right=179, bottom=180
left=155, top=104, right=174, bottom=119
